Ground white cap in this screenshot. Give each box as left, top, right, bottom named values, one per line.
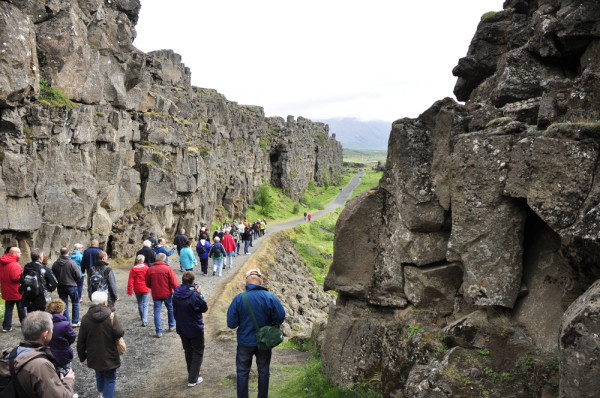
left=245, top=269, right=263, bottom=278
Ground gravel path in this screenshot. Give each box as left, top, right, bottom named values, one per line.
left=2, top=171, right=365, bottom=397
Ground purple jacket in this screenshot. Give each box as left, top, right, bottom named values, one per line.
left=49, top=313, right=76, bottom=366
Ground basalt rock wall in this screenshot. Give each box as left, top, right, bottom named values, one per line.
left=323, top=1, right=600, bottom=397
left=0, top=0, right=342, bottom=259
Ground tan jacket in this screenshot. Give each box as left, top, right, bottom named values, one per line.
left=0, top=342, right=74, bottom=398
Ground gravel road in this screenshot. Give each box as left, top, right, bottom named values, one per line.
left=1, top=170, right=364, bottom=397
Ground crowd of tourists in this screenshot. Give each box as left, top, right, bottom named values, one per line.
left=0, top=217, right=285, bottom=398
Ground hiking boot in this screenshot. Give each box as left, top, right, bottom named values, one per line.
left=212, top=271, right=216, bottom=276
left=71, top=323, right=80, bottom=328
left=155, top=333, right=162, bottom=338
left=188, top=377, right=203, bottom=387
left=142, top=322, right=147, bottom=327
left=167, top=328, right=175, bottom=333
left=2, top=328, right=13, bottom=333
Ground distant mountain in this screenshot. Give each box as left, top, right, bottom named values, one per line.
left=316, top=118, right=392, bottom=150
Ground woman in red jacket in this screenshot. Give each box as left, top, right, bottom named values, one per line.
left=127, top=254, right=151, bottom=327
left=0, top=247, right=26, bottom=332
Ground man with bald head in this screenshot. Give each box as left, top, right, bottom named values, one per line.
left=0, top=247, right=26, bottom=332
left=80, top=239, right=102, bottom=276
left=227, top=269, right=285, bottom=398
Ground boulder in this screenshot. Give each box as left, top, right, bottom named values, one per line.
left=324, top=188, right=382, bottom=299
left=448, top=134, right=527, bottom=308
left=404, top=263, right=462, bottom=313
left=559, top=279, right=600, bottom=398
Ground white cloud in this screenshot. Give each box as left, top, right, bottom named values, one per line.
left=134, top=0, right=505, bottom=122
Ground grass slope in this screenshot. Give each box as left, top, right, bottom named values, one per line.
left=273, top=168, right=383, bottom=397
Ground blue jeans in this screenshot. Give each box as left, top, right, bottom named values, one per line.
left=153, top=296, right=175, bottom=335
left=213, top=258, right=224, bottom=276
left=95, top=368, right=117, bottom=398
left=135, top=293, right=150, bottom=323
left=58, top=285, right=79, bottom=324
left=244, top=240, right=250, bottom=254
left=77, top=275, right=85, bottom=302
left=236, top=345, right=272, bottom=398
left=226, top=251, right=235, bottom=268
left=2, top=300, right=26, bottom=330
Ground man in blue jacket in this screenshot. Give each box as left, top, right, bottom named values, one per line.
left=80, top=239, right=102, bottom=275
left=226, top=269, right=285, bottom=398
left=173, top=271, right=208, bottom=387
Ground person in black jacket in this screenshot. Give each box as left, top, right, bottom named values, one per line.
left=51, top=247, right=82, bottom=326
left=77, top=290, right=124, bottom=398
left=20, top=248, right=58, bottom=313
left=173, top=229, right=189, bottom=255
left=87, top=251, right=118, bottom=310
left=136, top=240, right=156, bottom=266
left=173, top=271, right=208, bottom=387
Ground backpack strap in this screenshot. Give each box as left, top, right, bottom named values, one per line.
left=241, top=292, right=260, bottom=333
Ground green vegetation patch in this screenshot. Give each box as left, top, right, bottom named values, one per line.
left=343, top=149, right=387, bottom=164
left=349, top=169, right=383, bottom=201
left=269, top=345, right=380, bottom=398
left=39, top=77, right=76, bottom=109
left=289, top=209, right=340, bottom=285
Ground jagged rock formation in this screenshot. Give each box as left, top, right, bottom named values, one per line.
left=0, top=0, right=342, bottom=259
left=323, top=1, right=600, bottom=396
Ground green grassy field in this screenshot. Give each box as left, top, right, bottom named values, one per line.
left=343, top=149, right=387, bottom=164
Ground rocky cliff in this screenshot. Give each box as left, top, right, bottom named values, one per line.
left=323, top=1, right=600, bottom=397
left=0, top=0, right=342, bottom=259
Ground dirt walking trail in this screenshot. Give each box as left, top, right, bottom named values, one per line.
left=2, top=171, right=364, bottom=398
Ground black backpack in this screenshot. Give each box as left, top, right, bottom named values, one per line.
left=21, top=266, right=44, bottom=300
left=89, top=267, right=109, bottom=296
left=0, top=347, right=49, bottom=398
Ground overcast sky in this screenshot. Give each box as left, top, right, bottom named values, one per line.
left=134, top=1, right=505, bottom=123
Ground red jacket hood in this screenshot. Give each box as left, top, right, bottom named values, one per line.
left=0, top=253, right=20, bottom=267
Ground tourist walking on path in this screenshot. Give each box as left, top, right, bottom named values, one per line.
left=20, top=248, right=57, bottom=313
left=127, top=254, right=151, bottom=326
left=136, top=240, right=156, bottom=267
left=88, top=251, right=118, bottom=310
left=173, top=229, right=189, bottom=255
left=303, top=212, right=307, bottom=221
left=145, top=253, right=179, bottom=338
left=307, top=213, right=311, bottom=222
left=80, top=239, right=102, bottom=275
left=52, top=247, right=82, bottom=326
left=154, top=238, right=176, bottom=265
left=1, top=310, right=76, bottom=397
left=227, top=269, right=286, bottom=398
left=209, top=237, right=226, bottom=276
left=241, top=227, right=252, bottom=255
left=173, top=271, right=208, bottom=387
left=196, top=234, right=211, bottom=276
left=69, top=244, right=85, bottom=304
left=174, top=229, right=189, bottom=271
left=45, top=299, right=77, bottom=376
left=179, top=240, right=197, bottom=272
left=0, top=247, right=26, bottom=332
left=221, top=228, right=236, bottom=269
left=77, top=291, right=124, bottom=398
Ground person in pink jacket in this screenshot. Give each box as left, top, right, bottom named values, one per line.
left=221, top=228, right=237, bottom=269
left=127, top=254, right=151, bottom=327
left=0, top=246, right=26, bottom=332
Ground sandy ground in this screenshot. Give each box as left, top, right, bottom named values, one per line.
left=1, top=171, right=364, bottom=397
